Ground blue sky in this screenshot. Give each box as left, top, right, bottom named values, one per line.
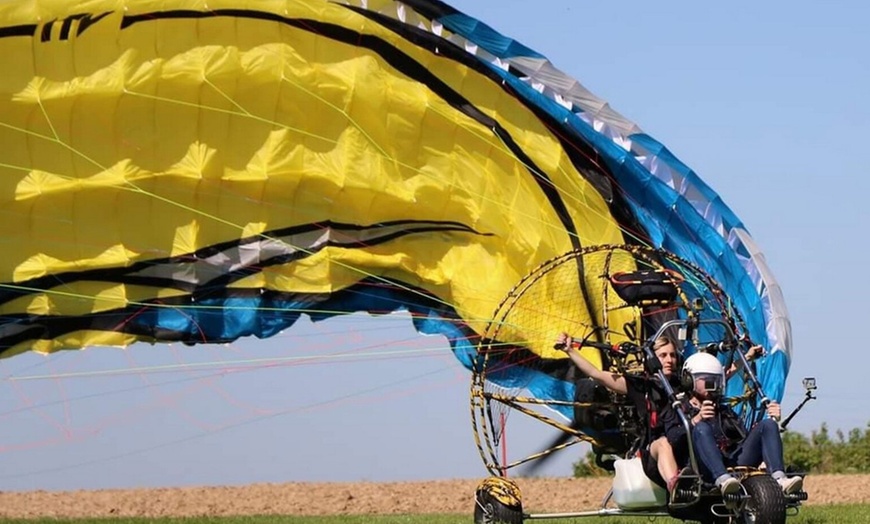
left=1, top=1, right=869, bottom=491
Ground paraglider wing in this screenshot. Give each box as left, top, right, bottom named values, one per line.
left=424, top=2, right=790, bottom=400
left=0, top=0, right=630, bottom=367
left=0, top=0, right=788, bottom=417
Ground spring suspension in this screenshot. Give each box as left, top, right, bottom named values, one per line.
left=673, top=488, right=696, bottom=500
left=722, top=492, right=743, bottom=503
left=787, top=491, right=809, bottom=502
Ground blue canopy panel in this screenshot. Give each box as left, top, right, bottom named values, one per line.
left=425, top=8, right=790, bottom=402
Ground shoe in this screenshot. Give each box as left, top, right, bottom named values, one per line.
left=718, top=476, right=740, bottom=496
left=777, top=475, right=803, bottom=494
left=666, top=474, right=679, bottom=494
left=667, top=467, right=686, bottom=492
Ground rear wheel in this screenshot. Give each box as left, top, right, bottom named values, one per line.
left=738, top=475, right=786, bottom=524
left=473, top=477, right=523, bottom=524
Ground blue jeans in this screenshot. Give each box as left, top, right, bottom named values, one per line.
left=692, top=421, right=729, bottom=481
left=733, top=419, right=785, bottom=473
left=692, top=418, right=784, bottom=482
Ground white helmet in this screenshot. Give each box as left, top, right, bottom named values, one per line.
left=681, top=352, right=725, bottom=394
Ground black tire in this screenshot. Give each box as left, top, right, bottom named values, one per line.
left=738, top=475, right=786, bottom=524
left=474, top=487, right=523, bottom=524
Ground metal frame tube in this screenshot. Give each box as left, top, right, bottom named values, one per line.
left=644, top=318, right=737, bottom=490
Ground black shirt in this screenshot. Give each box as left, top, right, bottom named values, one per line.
left=662, top=396, right=748, bottom=457
left=624, top=374, right=678, bottom=443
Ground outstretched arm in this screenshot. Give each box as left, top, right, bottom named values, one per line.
left=726, top=345, right=763, bottom=379
left=556, top=332, right=627, bottom=395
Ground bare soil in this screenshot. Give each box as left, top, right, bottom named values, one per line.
left=0, top=475, right=868, bottom=518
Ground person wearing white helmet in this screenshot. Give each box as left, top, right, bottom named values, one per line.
left=662, top=351, right=803, bottom=496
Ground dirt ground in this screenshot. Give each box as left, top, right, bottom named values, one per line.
left=0, top=475, right=868, bottom=518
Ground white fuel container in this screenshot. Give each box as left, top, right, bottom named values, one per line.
left=611, top=457, right=667, bottom=509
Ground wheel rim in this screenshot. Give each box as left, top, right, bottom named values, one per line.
left=482, top=502, right=494, bottom=523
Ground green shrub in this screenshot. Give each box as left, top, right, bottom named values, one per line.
left=572, top=450, right=611, bottom=477
left=571, top=422, right=870, bottom=477
left=783, top=422, right=870, bottom=474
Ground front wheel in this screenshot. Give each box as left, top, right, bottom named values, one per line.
left=738, top=475, right=786, bottom=524
left=473, top=477, right=523, bottom=524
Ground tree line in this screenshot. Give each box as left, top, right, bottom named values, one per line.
left=570, top=422, right=870, bottom=477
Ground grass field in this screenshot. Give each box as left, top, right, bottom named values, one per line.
left=0, top=504, right=867, bottom=524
